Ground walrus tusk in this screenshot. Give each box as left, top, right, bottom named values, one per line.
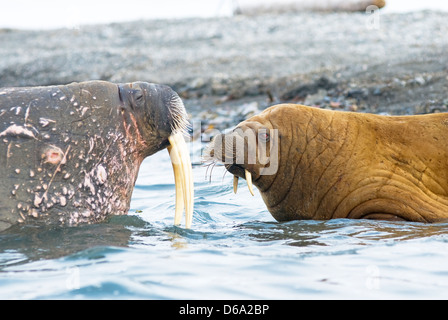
left=167, top=132, right=194, bottom=228
left=245, top=169, right=255, bottom=196
left=233, top=171, right=254, bottom=196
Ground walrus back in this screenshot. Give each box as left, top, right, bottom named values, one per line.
left=317, top=108, right=448, bottom=222
left=0, top=81, right=123, bottom=230
left=0, top=86, right=54, bottom=229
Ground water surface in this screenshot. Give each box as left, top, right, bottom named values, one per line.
left=1, top=143, right=448, bottom=299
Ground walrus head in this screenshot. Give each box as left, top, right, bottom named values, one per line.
left=204, top=106, right=280, bottom=199
left=118, top=82, right=189, bottom=155
left=117, top=82, right=193, bottom=227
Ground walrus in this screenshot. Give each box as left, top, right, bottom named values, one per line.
left=0, top=80, right=193, bottom=232
left=205, top=103, right=448, bottom=223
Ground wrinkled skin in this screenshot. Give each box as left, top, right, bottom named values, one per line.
left=207, top=103, right=448, bottom=223
left=0, top=80, right=187, bottom=231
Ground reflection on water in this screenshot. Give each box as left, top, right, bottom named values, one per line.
left=0, top=216, right=140, bottom=264
left=1, top=143, right=448, bottom=299
left=241, top=218, right=448, bottom=245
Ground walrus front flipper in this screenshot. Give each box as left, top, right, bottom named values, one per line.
left=168, top=132, right=194, bottom=229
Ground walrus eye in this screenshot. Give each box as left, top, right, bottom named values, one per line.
left=134, top=89, right=144, bottom=102
left=128, top=89, right=144, bottom=110
left=258, top=130, right=270, bottom=142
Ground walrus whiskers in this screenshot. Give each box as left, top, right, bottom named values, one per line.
left=167, top=94, right=190, bottom=135
left=203, top=134, right=255, bottom=197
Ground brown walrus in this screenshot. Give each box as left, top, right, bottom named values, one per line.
left=205, top=103, right=448, bottom=223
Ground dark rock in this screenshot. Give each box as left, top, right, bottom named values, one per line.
left=280, top=76, right=336, bottom=101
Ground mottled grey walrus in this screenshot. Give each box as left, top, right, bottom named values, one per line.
left=205, top=103, right=448, bottom=223
left=0, top=81, right=193, bottom=232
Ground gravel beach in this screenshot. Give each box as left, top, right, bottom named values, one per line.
left=1, top=10, right=447, bottom=131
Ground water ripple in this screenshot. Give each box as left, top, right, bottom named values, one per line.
left=2, top=147, right=448, bottom=299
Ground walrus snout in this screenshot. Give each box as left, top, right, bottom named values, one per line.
left=205, top=124, right=276, bottom=196
left=145, top=83, right=189, bottom=137
left=206, top=131, right=249, bottom=174
left=118, top=82, right=188, bottom=140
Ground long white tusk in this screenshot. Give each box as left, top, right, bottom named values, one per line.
left=168, top=144, right=184, bottom=226
left=245, top=169, right=254, bottom=196
left=233, top=175, right=239, bottom=194
left=167, top=132, right=194, bottom=228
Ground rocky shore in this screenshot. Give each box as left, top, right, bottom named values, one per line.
left=1, top=10, right=447, bottom=133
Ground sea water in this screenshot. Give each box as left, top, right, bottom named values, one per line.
left=1, top=142, right=448, bottom=299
